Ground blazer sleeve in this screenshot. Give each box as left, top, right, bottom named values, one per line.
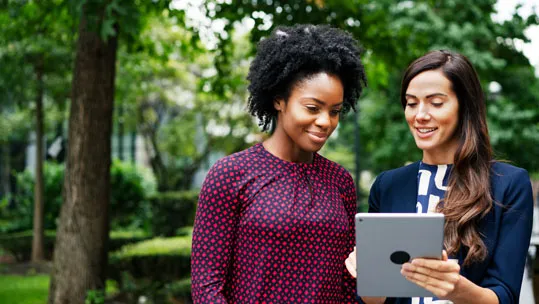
left=368, top=171, right=386, bottom=213
left=481, top=168, right=533, bottom=304
left=191, top=159, right=241, bottom=303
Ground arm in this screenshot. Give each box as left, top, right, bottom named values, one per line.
left=401, top=168, right=533, bottom=304
left=191, top=159, right=241, bottom=303
left=479, top=168, right=533, bottom=303
left=345, top=173, right=388, bottom=304
left=340, top=171, right=361, bottom=303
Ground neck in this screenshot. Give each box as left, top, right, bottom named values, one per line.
left=263, top=130, right=313, bottom=163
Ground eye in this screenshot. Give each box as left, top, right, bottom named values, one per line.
left=306, top=105, right=319, bottom=113
left=330, top=109, right=342, bottom=116
left=406, top=101, right=417, bottom=107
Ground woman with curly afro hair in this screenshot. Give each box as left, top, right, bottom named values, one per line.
left=191, top=24, right=367, bottom=303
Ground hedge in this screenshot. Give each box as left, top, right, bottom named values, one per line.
left=0, top=229, right=151, bottom=262
left=150, top=191, right=198, bottom=237
left=108, top=234, right=192, bottom=283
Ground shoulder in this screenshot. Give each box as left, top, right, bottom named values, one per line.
left=490, top=161, right=530, bottom=188
left=490, top=161, right=532, bottom=208
left=206, top=145, right=260, bottom=177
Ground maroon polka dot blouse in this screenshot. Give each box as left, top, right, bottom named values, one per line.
left=191, top=143, right=358, bottom=303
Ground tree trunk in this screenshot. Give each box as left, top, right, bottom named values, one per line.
left=117, top=102, right=124, bottom=161
left=48, top=5, right=118, bottom=303
left=32, top=61, right=45, bottom=262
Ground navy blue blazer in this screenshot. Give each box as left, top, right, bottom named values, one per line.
left=363, top=161, right=533, bottom=304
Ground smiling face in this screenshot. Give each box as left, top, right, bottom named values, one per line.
left=404, top=69, right=460, bottom=164
left=271, top=72, right=343, bottom=161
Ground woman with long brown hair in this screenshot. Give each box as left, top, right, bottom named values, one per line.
left=346, top=50, right=533, bottom=304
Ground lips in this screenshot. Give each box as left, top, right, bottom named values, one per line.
left=415, top=127, right=437, bottom=138
left=306, top=130, right=328, bottom=143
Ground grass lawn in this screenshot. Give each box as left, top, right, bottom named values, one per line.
left=0, top=275, right=118, bottom=304
left=0, top=275, right=49, bottom=304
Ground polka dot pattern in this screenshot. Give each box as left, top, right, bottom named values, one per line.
left=191, top=143, right=358, bottom=303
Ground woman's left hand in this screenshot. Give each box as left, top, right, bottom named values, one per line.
left=400, top=250, right=461, bottom=299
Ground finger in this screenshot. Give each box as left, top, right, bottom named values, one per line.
left=402, top=262, right=460, bottom=284
left=345, top=257, right=357, bottom=278
left=403, top=275, right=455, bottom=298
left=411, top=258, right=460, bottom=273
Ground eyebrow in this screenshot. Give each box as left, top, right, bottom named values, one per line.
left=303, top=97, right=343, bottom=107
left=405, top=93, right=448, bottom=99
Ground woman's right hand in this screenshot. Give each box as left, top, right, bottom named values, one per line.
left=345, top=246, right=357, bottom=278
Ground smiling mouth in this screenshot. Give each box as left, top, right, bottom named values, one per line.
left=306, top=131, right=328, bottom=142
left=416, top=127, right=437, bottom=134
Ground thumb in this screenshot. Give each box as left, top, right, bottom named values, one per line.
left=442, top=250, right=448, bottom=261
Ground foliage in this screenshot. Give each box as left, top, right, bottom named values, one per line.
left=108, top=235, right=192, bottom=303
left=202, top=0, right=539, bottom=174
left=3, top=162, right=64, bottom=233
left=0, top=230, right=56, bottom=261
left=150, top=191, right=199, bottom=237
left=110, top=159, right=157, bottom=230
left=0, top=229, right=151, bottom=262
left=2, top=160, right=157, bottom=233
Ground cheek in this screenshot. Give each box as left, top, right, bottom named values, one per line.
left=404, top=110, right=414, bottom=125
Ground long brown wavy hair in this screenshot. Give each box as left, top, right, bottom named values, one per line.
left=400, top=50, right=493, bottom=266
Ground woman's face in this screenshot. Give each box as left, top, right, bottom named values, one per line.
left=404, top=69, right=460, bottom=164
left=274, top=72, right=343, bottom=154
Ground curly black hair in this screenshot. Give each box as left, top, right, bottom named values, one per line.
left=247, top=24, right=367, bottom=132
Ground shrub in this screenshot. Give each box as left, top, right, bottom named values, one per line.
left=1, top=162, right=64, bottom=233
left=150, top=191, right=198, bottom=237
left=0, top=229, right=151, bottom=262
left=3, top=160, right=157, bottom=234
left=0, top=230, right=56, bottom=261
left=109, top=235, right=192, bottom=282
left=108, top=234, right=192, bottom=304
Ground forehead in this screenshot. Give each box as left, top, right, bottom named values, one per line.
left=406, top=70, right=452, bottom=95
left=292, top=73, right=344, bottom=101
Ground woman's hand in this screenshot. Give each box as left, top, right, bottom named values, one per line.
left=400, top=250, right=461, bottom=299
left=345, top=246, right=357, bottom=278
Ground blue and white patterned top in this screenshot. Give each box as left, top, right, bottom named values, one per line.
left=413, top=162, right=452, bottom=304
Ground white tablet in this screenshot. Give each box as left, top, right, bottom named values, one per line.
left=355, top=213, right=445, bottom=298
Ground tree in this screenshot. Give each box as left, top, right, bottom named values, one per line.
left=49, top=1, right=171, bottom=302
left=48, top=1, right=118, bottom=302
left=0, top=0, right=74, bottom=260
left=203, top=0, right=539, bottom=175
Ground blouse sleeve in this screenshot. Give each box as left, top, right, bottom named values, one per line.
left=481, top=168, right=533, bottom=303
left=191, top=158, right=242, bottom=303
left=340, top=171, right=361, bottom=303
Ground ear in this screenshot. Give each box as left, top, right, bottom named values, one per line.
left=274, top=97, right=285, bottom=112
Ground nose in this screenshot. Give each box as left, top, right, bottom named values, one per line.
left=415, top=103, right=430, bottom=121
left=315, top=111, right=331, bottom=129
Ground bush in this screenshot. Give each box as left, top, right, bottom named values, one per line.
left=2, top=160, right=157, bottom=234
left=110, top=160, right=157, bottom=230
left=108, top=234, right=192, bottom=303
left=1, top=162, right=64, bottom=233
left=109, top=235, right=192, bottom=282
left=0, top=229, right=151, bottom=262
left=150, top=191, right=198, bottom=237
left=0, top=230, right=56, bottom=261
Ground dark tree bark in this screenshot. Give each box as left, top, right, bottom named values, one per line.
left=48, top=4, right=118, bottom=303
left=32, top=60, right=45, bottom=262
